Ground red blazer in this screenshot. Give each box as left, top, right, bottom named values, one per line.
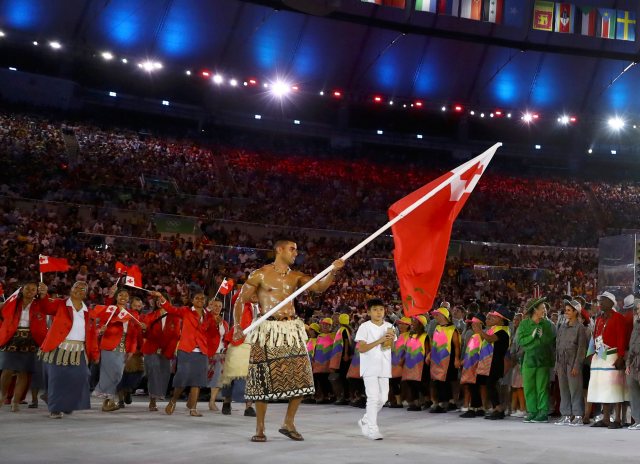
left=91, top=305, right=141, bottom=353
left=39, top=298, right=100, bottom=362
left=0, top=297, right=49, bottom=346
left=595, top=310, right=630, bottom=357
left=207, top=318, right=229, bottom=355
left=225, top=302, right=255, bottom=347
left=161, top=301, right=212, bottom=355
left=141, top=311, right=182, bottom=359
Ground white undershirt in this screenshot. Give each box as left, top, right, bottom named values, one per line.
left=66, top=298, right=88, bottom=342
left=216, top=321, right=226, bottom=354
left=18, top=302, right=32, bottom=328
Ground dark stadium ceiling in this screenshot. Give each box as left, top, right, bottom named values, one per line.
left=1, top=0, right=640, bottom=118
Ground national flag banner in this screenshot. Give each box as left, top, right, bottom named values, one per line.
left=616, top=10, right=636, bottom=41
left=503, top=0, right=524, bottom=27
left=124, top=265, right=143, bottom=288
left=3, top=288, right=21, bottom=305
left=116, top=308, right=133, bottom=322
left=532, top=1, right=554, bottom=31
left=39, top=255, right=70, bottom=273
left=483, top=0, right=504, bottom=24
left=415, top=0, right=437, bottom=13
left=218, top=278, right=235, bottom=296
left=460, top=0, right=483, bottom=20
left=115, top=261, right=128, bottom=274
left=389, top=144, right=500, bottom=316
left=598, top=8, right=616, bottom=39
left=438, top=0, right=460, bottom=16
left=360, top=0, right=406, bottom=7
left=580, top=6, right=597, bottom=36
left=554, top=3, right=575, bottom=33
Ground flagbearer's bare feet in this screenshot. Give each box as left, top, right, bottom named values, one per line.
left=208, top=399, right=218, bottom=411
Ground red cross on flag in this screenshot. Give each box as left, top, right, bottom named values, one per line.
left=388, top=143, right=500, bottom=316
left=39, top=255, right=70, bottom=273
left=123, top=265, right=143, bottom=288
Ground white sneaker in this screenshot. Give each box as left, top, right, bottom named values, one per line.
left=460, top=407, right=469, bottom=412
left=594, top=414, right=604, bottom=422
left=512, top=410, right=525, bottom=418
left=358, top=417, right=369, bottom=437
left=554, top=416, right=571, bottom=426
left=366, top=425, right=383, bottom=440
left=628, top=423, right=640, bottom=430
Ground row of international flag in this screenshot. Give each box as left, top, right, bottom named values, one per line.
left=532, top=2, right=636, bottom=41
left=362, top=1, right=519, bottom=25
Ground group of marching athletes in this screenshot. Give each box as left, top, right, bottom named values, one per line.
left=0, top=240, right=346, bottom=443
left=4, top=241, right=640, bottom=443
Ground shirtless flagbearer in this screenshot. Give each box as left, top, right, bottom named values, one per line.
left=233, top=240, right=344, bottom=442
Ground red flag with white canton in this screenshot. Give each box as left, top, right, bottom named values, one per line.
left=124, top=265, right=143, bottom=288
left=388, top=144, right=500, bottom=316
left=39, top=255, right=70, bottom=273
left=219, top=278, right=235, bottom=295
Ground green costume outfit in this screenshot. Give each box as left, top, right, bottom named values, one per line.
left=517, top=318, right=555, bottom=421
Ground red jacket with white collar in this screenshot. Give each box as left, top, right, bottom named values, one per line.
left=0, top=296, right=49, bottom=346
left=91, top=305, right=141, bottom=353
left=39, top=298, right=100, bottom=362
left=207, top=317, right=229, bottom=355
left=141, top=311, right=182, bottom=359
left=161, top=301, right=212, bottom=355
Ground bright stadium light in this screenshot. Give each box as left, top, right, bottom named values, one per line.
left=33, top=41, right=39, bottom=46
left=109, top=91, right=117, bottom=97
left=213, top=74, right=224, bottom=84
left=588, top=148, right=593, bottom=154
left=611, top=149, right=617, bottom=155
left=558, top=115, right=570, bottom=125
left=522, top=112, right=533, bottom=123
left=271, top=81, right=291, bottom=98
left=608, top=117, right=625, bottom=131
left=0, top=30, right=6, bottom=38
left=229, top=78, right=238, bottom=87
left=162, top=100, right=169, bottom=106
left=121, top=58, right=128, bottom=64
left=101, top=51, right=114, bottom=61
left=49, top=41, right=62, bottom=50
left=139, top=60, right=162, bottom=72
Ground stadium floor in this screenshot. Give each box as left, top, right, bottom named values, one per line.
left=0, top=398, right=635, bottom=464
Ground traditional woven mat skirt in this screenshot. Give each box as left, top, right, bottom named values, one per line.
left=172, top=351, right=208, bottom=388
left=94, top=350, right=126, bottom=399
left=144, top=353, right=171, bottom=399
left=219, top=342, right=251, bottom=387
left=207, top=353, right=226, bottom=388
left=587, top=353, right=626, bottom=403
left=0, top=329, right=38, bottom=372
left=41, top=342, right=91, bottom=413
left=245, top=320, right=315, bottom=401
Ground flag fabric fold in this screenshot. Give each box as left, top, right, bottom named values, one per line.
left=124, top=265, right=143, bottom=288
left=388, top=144, right=499, bottom=316
left=218, top=278, right=235, bottom=296
left=39, top=255, right=70, bottom=273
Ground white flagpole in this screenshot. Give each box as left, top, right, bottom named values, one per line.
left=124, top=282, right=152, bottom=293
left=213, top=278, right=226, bottom=300
left=244, top=142, right=502, bottom=335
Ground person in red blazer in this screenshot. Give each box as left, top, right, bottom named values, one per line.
left=38, top=281, right=99, bottom=419
left=0, top=280, right=49, bottom=412
left=91, top=287, right=145, bottom=412
left=140, top=299, right=182, bottom=411
left=206, top=298, right=229, bottom=412
left=149, top=290, right=211, bottom=417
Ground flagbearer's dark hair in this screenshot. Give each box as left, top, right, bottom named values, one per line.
left=366, top=298, right=385, bottom=310
left=274, top=239, right=296, bottom=251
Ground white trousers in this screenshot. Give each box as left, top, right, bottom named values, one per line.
left=363, top=376, right=389, bottom=428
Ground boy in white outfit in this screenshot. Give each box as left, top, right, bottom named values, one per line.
left=355, top=298, right=395, bottom=440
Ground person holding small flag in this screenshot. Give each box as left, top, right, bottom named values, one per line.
left=38, top=281, right=99, bottom=419
left=149, top=289, right=213, bottom=417
left=91, top=287, right=145, bottom=412
left=0, top=279, right=49, bottom=412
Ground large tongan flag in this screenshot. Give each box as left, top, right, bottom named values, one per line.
left=389, top=144, right=500, bottom=316
left=580, top=6, right=597, bottom=36
left=598, top=8, right=616, bottom=39
left=532, top=0, right=554, bottom=31
left=483, top=0, right=504, bottom=24
left=616, top=10, right=636, bottom=41
left=39, top=255, right=70, bottom=273
left=415, top=0, right=437, bottom=12
left=460, top=0, right=482, bottom=20
left=554, top=3, right=575, bottom=33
